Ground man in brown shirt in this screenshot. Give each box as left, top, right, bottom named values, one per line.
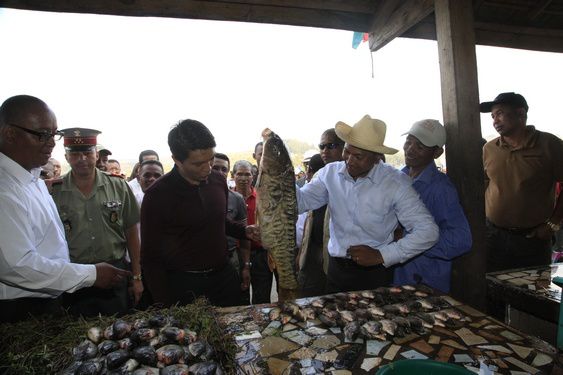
left=481, top=92, right=563, bottom=272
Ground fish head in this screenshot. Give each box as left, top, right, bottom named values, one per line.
left=260, top=128, right=294, bottom=177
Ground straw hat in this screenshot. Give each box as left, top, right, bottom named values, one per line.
left=335, top=115, right=398, bottom=155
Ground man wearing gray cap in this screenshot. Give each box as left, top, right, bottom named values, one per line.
left=480, top=92, right=563, bottom=272
left=51, top=128, right=142, bottom=317
left=393, top=119, right=472, bottom=293
left=0, top=95, right=130, bottom=322
left=296, top=115, right=439, bottom=293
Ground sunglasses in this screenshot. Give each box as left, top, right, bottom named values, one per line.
left=318, top=143, right=341, bottom=151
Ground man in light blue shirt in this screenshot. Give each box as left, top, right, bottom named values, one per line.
left=393, top=119, right=472, bottom=292
left=296, top=115, right=439, bottom=293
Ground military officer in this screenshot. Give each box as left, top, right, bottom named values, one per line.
left=51, top=128, right=142, bottom=317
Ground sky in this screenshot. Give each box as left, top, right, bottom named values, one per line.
left=1, top=8, right=562, bottom=163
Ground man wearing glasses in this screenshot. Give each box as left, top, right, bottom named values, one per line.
left=51, top=127, right=142, bottom=317
left=0, top=95, right=130, bottom=322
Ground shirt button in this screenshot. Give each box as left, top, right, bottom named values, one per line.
left=91, top=236, right=95, bottom=240
left=88, top=218, right=93, bottom=221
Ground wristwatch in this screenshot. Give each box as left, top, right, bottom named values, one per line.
left=546, top=219, right=561, bottom=232
left=132, top=274, right=143, bottom=281
left=243, top=261, right=252, bottom=268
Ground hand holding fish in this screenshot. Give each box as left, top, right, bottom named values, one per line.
left=240, top=266, right=250, bottom=291
left=245, top=225, right=261, bottom=242
left=93, top=263, right=131, bottom=289
left=347, top=245, right=384, bottom=267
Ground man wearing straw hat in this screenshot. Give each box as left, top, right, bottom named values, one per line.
left=296, top=115, right=439, bottom=293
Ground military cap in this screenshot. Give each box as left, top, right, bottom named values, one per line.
left=61, top=127, right=100, bottom=151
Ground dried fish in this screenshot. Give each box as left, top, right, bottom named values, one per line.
left=112, top=319, right=132, bottom=340
left=380, top=319, right=398, bottom=336
left=106, top=349, right=130, bottom=370
left=75, top=358, right=104, bottom=375
left=268, top=307, right=281, bottom=320
left=132, top=346, right=157, bottom=366
left=343, top=321, right=361, bottom=341
left=98, top=340, right=119, bottom=355
left=156, top=344, right=185, bottom=366
left=360, top=321, right=383, bottom=339
left=73, top=339, right=98, bottom=361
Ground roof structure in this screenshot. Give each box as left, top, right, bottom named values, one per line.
left=1, top=0, right=562, bottom=53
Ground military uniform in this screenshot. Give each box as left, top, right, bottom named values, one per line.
left=51, top=127, right=140, bottom=317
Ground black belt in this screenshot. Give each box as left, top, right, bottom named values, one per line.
left=182, top=261, right=227, bottom=275
left=330, top=256, right=379, bottom=270
left=487, top=220, right=536, bottom=235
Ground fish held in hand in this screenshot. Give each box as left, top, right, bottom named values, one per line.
left=256, top=128, right=300, bottom=300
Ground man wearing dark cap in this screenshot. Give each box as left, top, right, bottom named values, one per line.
left=0, top=95, right=130, bottom=323
left=51, top=128, right=142, bottom=317
left=481, top=92, right=563, bottom=272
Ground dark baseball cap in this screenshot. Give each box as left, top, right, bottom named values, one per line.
left=479, top=92, right=528, bottom=113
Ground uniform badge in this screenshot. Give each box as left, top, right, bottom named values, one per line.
left=103, top=200, right=122, bottom=224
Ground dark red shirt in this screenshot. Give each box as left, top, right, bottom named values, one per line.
left=141, top=166, right=246, bottom=305
left=235, top=187, right=261, bottom=249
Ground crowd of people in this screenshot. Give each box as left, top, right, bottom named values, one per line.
left=0, top=92, right=561, bottom=323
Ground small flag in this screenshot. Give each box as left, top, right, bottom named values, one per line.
left=352, top=32, right=369, bottom=49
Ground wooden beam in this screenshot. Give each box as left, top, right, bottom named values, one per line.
left=0, top=0, right=372, bottom=31
left=434, top=0, right=487, bottom=310
left=368, top=0, right=434, bottom=51
left=528, top=0, right=553, bottom=21
left=402, top=18, right=563, bottom=54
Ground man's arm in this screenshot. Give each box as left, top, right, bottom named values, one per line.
left=378, top=183, right=439, bottom=267
left=296, top=170, right=329, bottom=214
left=0, top=192, right=96, bottom=294
left=140, top=191, right=172, bottom=305
left=421, top=182, right=472, bottom=260
left=125, top=224, right=143, bottom=304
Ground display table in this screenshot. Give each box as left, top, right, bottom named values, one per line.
left=216, top=286, right=558, bottom=374
left=486, top=263, right=562, bottom=324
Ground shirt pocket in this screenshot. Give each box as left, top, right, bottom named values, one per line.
left=357, top=195, right=392, bottom=242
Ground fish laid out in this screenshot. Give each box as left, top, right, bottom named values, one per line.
left=62, top=315, right=223, bottom=375
left=256, top=128, right=300, bottom=301
left=268, top=285, right=469, bottom=342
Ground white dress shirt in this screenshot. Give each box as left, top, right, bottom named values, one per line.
left=296, top=161, right=439, bottom=267
left=128, top=178, right=142, bottom=197
left=0, top=152, right=96, bottom=299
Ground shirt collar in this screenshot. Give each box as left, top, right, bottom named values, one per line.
left=402, top=161, right=438, bottom=184
left=60, top=167, right=107, bottom=191
left=498, top=125, right=537, bottom=150
left=0, top=152, right=41, bottom=184
left=338, top=160, right=380, bottom=184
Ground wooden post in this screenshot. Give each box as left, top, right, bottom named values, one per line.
left=435, top=0, right=487, bottom=309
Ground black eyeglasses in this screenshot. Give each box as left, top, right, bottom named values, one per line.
left=9, top=123, right=63, bottom=143
left=319, top=143, right=341, bottom=150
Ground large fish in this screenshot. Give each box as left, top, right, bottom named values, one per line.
left=256, top=128, right=300, bottom=301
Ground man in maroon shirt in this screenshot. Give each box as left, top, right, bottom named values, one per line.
left=140, top=119, right=259, bottom=307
